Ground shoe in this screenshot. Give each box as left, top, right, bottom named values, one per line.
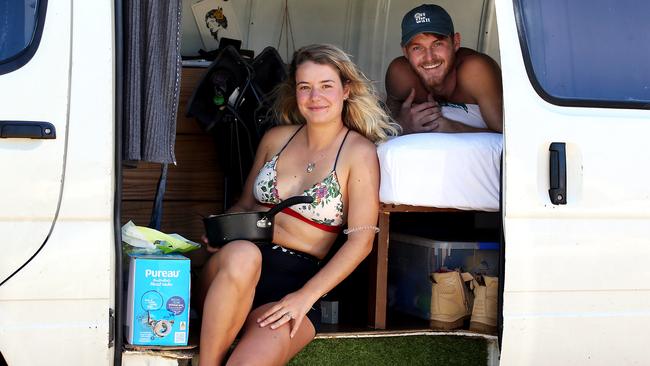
left=429, top=271, right=473, bottom=330
left=469, top=275, right=498, bottom=334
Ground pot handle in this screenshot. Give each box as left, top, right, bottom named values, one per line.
left=264, top=195, right=314, bottom=219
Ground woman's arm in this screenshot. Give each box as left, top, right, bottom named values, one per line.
left=258, top=136, right=380, bottom=336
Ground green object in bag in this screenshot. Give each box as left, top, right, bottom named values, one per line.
left=121, top=220, right=200, bottom=254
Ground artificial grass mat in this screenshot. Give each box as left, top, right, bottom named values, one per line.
left=288, top=335, right=488, bottom=366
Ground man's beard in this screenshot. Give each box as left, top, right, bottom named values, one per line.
left=415, top=61, right=451, bottom=91
left=411, top=57, right=455, bottom=91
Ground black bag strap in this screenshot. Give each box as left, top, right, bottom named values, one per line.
left=149, top=163, right=168, bottom=230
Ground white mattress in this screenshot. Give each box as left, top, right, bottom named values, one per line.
left=377, top=133, right=502, bottom=211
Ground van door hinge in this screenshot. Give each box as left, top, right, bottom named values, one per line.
left=108, top=308, right=115, bottom=347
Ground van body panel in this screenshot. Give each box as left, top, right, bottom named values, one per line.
left=0, top=221, right=113, bottom=300
left=497, top=0, right=650, bottom=364
left=0, top=0, right=71, bottom=282
left=504, top=291, right=650, bottom=365
left=0, top=299, right=111, bottom=365
left=0, top=0, right=115, bottom=364
left=506, top=218, right=650, bottom=291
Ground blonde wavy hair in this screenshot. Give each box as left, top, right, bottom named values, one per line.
left=273, top=44, right=400, bottom=143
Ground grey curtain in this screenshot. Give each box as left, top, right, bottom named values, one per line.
left=123, top=0, right=182, bottom=164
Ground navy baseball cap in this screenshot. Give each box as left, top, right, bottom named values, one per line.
left=401, top=4, right=454, bottom=46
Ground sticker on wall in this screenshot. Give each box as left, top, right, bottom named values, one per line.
left=192, top=0, right=243, bottom=51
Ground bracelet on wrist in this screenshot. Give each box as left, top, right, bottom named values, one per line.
left=343, top=225, right=380, bottom=235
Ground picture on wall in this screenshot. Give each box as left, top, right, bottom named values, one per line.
left=191, top=0, right=243, bottom=51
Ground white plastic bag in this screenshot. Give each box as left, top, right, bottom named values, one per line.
left=121, top=221, right=200, bottom=254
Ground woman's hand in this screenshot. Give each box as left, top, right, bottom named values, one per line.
left=256, top=290, right=316, bottom=338
left=202, top=234, right=220, bottom=254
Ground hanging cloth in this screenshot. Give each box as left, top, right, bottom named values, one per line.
left=124, top=0, right=182, bottom=229
left=123, top=0, right=182, bottom=164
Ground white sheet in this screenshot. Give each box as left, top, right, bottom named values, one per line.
left=377, top=133, right=502, bottom=211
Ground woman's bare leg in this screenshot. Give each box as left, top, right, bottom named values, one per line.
left=198, top=241, right=262, bottom=365
left=226, top=303, right=316, bottom=366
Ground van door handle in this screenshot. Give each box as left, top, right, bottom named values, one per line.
left=549, top=142, right=567, bottom=205
left=0, top=121, right=56, bottom=139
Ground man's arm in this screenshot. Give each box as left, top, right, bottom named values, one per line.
left=456, top=54, right=503, bottom=133
left=385, top=57, right=439, bottom=134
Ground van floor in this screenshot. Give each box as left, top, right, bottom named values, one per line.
left=291, top=332, right=494, bottom=366
left=125, top=327, right=496, bottom=366
left=125, top=328, right=497, bottom=366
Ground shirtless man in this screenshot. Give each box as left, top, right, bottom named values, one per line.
left=386, top=4, right=503, bottom=134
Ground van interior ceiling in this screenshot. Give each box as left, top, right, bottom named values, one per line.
left=118, top=0, right=502, bottom=357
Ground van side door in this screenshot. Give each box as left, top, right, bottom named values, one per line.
left=0, top=0, right=70, bottom=283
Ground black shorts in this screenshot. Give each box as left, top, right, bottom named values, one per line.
left=253, top=243, right=322, bottom=332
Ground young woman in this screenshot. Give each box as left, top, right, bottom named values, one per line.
left=198, top=44, right=399, bottom=365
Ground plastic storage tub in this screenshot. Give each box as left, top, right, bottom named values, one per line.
left=387, top=232, right=499, bottom=320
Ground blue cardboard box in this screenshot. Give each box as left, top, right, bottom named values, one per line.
left=126, top=254, right=191, bottom=346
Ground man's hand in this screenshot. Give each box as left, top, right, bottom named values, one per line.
left=397, top=89, right=442, bottom=134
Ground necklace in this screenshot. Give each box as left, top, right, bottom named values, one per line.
left=305, top=126, right=346, bottom=174
left=306, top=162, right=316, bottom=173
left=305, top=153, right=327, bottom=173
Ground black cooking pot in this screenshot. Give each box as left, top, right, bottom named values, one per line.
left=203, top=195, right=314, bottom=247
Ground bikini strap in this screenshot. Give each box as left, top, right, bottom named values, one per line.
left=276, top=125, right=304, bottom=156
left=333, top=129, right=352, bottom=171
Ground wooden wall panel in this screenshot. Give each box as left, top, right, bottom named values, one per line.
left=122, top=67, right=224, bottom=254
left=122, top=135, right=223, bottom=201
left=121, top=200, right=219, bottom=244
left=177, top=67, right=207, bottom=134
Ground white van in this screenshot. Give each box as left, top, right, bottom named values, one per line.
left=1, top=0, right=649, bottom=365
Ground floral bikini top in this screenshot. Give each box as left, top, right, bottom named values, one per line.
left=253, top=126, right=351, bottom=233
